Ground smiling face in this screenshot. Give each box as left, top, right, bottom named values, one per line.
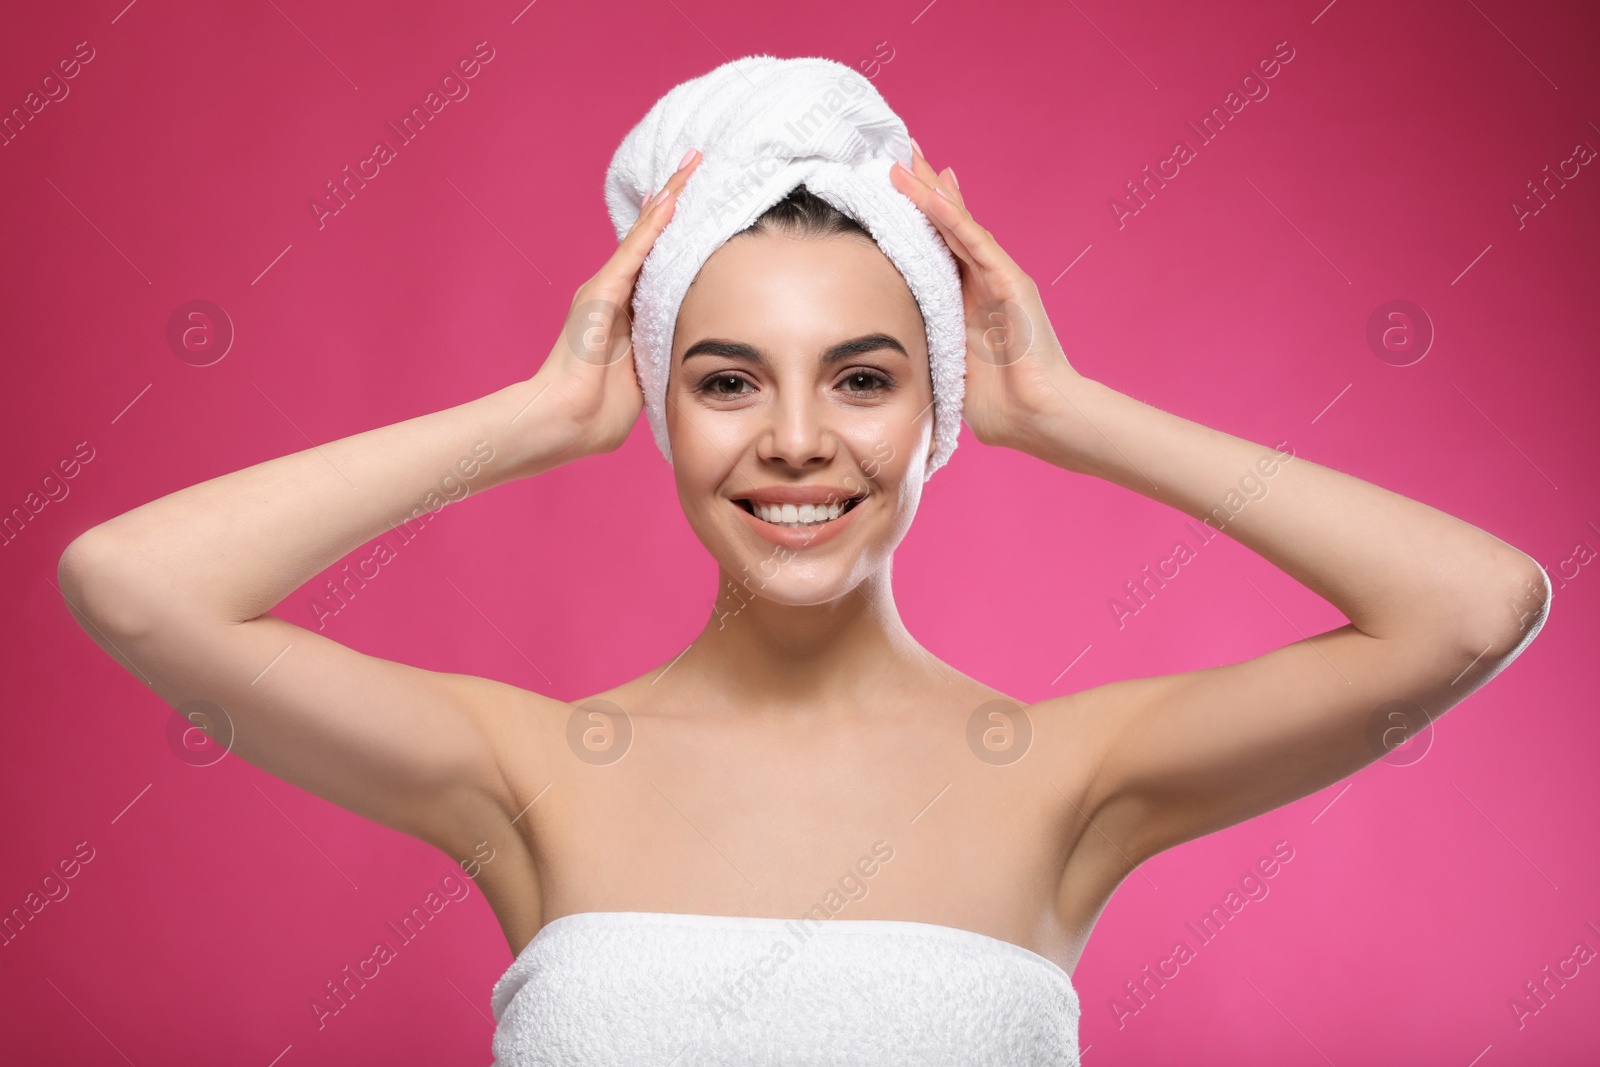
left=665, top=228, right=936, bottom=606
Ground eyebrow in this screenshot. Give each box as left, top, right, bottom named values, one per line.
left=680, top=332, right=910, bottom=367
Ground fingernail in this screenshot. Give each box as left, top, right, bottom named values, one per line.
left=936, top=184, right=957, bottom=203
left=642, top=187, right=655, bottom=208
left=679, top=148, right=698, bottom=169
left=947, top=168, right=960, bottom=190
left=910, top=137, right=923, bottom=157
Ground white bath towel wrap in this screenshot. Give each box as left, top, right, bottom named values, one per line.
left=490, top=910, right=1081, bottom=1065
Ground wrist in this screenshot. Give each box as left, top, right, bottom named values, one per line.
left=1008, top=370, right=1106, bottom=474
left=484, top=377, right=589, bottom=480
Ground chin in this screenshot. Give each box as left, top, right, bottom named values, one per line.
left=693, top=503, right=891, bottom=604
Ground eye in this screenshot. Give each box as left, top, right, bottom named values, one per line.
left=696, top=372, right=754, bottom=396
left=694, top=369, right=895, bottom=398
left=840, top=369, right=894, bottom=394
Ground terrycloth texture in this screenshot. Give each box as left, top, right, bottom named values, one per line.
left=490, top=911, right=1081, bottom=1066
left=603, top=55, right=967, bottom=482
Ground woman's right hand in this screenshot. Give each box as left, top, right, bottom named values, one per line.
left=528, top=148, right=703, bottom=461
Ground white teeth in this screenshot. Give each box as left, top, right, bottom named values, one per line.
left=748, top=498, right=855, bottom=527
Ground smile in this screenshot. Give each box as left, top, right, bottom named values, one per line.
left=734, top=496, right=864, bottom=528
left=729, top=494, right=866, bottom=549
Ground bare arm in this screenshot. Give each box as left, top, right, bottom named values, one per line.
left=1028, top=373, right=1541, bottom=647
left=1027, top=374, right=1550, bottom=868
left=65, top=380, right=573, bottom=629
left=57, top=151, right=701, bottom=854
left=882, top=145, right=1549, bottom=875
left=56, top=378, right=581, bottom=849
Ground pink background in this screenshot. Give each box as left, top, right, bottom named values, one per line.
left=3, top=0, right=1596, bottom=1063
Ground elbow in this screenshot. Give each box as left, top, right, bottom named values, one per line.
left=1453, top=554, right=1552, bottom=663
left=57, top=529, right=162, bottom=638
left=1505, top=556, right=1553, bottom=646
left=58, top=529, right=108, bottom=608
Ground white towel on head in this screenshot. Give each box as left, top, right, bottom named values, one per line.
left=603, top=54, right=966, bottom=481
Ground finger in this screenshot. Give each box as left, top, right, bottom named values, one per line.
left=907, top=137, right=949, bottom=197
left=939, top=166, right=965, bottom=211
left=895, top=160, right=1023, bottom=287
left=891, top=159, right=980, bottom=270
left=623, top=188, right=656, bottom=239
left=634, top=150, right=702, bottom=232
left=652, top=148, right=702, bottom=210
left=624, top=146, right=702, bottom=236
left=603, top=151, right=704, bottom=289
left=607, top=189, right=677, bottom=280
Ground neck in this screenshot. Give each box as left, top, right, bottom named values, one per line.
left=687, top=567, right=930, bottom=717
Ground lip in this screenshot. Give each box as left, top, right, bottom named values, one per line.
left=732, top=495, right=864, bottom=549
left=732, top=485, right=865, bottom=507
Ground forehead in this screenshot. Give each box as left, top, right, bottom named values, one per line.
left=673, top=233, right=925, bottom=358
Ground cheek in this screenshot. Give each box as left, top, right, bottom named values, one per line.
left=667, top=394, right=723, bottom=469
left=855, top=413, right=928, bottom=477
left=669, top=388, right=747, bottom=459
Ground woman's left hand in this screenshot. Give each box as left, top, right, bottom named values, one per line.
left=889, top=141, right=1082, bottom=453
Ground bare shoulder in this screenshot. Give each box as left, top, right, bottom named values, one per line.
left=948, top=675, right=1120, bottom=826
left=909, top=662, right=1117, bottom=787
left=1022, top=677, right=1139, bottom=810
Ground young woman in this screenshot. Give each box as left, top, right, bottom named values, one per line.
left=57, top=142, right=1550, bottom=1064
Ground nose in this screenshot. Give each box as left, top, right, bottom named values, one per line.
left=755, top=388, right=836, bottom=469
